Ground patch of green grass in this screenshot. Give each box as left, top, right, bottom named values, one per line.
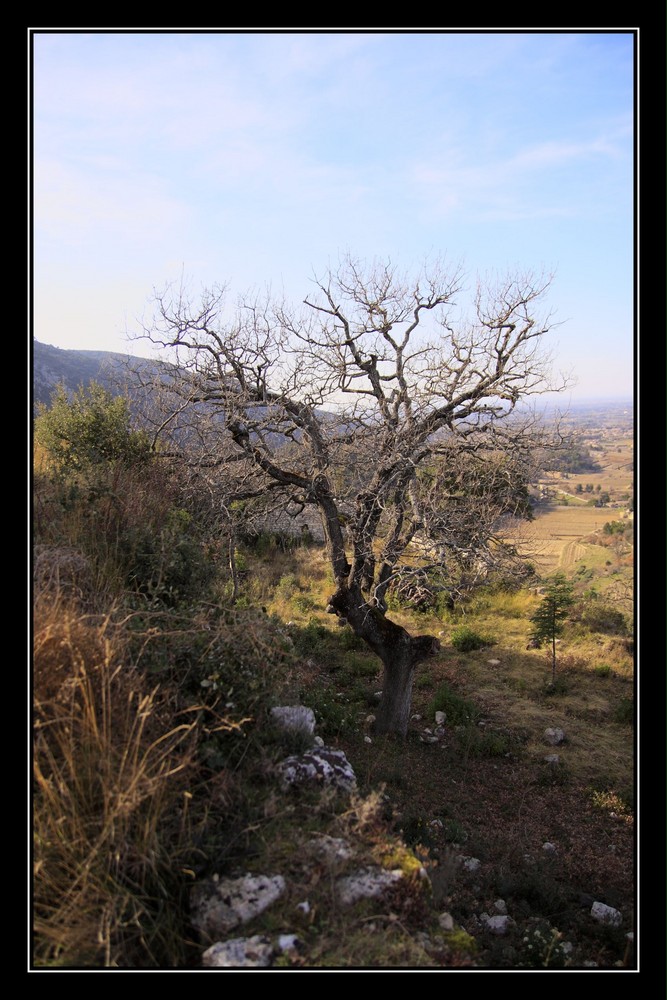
left=541, top=676, right=569, bottom=697
left=427, top=683, right=481, bottom=726
left=450, top=625, right=493, bottom=652
left=466, top=728, right=523, bottom=759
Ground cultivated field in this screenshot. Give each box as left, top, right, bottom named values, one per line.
left=511, top=503, right=631, bottom=574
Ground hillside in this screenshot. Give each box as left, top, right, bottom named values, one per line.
left=32, top=383, right=635, bottom=969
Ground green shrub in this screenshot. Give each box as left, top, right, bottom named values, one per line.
left=35, top=381, right=151, bottom=474
left=450, top=626, right=491, bottom=652
left=466, top=728, right=522, bottom=758
left=123, top=508, right=215, bottom=603
left=292, top=619, right=330, bottom=655
left=613, top=698, right=634, bottom=725
left=594, top=663, right=612, bottom=678
left=292, top=594, right=317, bottom=613
left=580, top=604, right=627, bottom=636
left=276, top=573, right=300, bottom=599
left=517, top=920, right=569, bottom=968
left=427, top=683, right=481, bottom=726
left=542, top=676, right=569, bottom=697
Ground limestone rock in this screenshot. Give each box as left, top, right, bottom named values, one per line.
left=310, top=834, right=354, bottom=863
left=438, top=912, right=454, bottom=931
left=459, top=856, right=481, bottom=873
left=191, top=873, right=286, bottom=938
left=336, top=867, right=403, bottom=906
left=481, top=914, right=511, bottom=935
left=277, top=934, right=300, bottom=952
left=277, top=747, right=357, bottom=792
left=270, top=705, right=316, bottom=737
left=544, top=727, right=566, bottom=746
left=493, top=899, right=507, bottom=915
left=591, top=901, right=622, bottom=926
left=202, top=936, right=274, bottom=968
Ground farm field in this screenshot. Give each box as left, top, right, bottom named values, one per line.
left=514, top=504, right=625, bottom=574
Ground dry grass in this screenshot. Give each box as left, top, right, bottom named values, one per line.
left=33, top=595, right=199, bottom=967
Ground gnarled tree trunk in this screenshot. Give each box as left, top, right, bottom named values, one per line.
left=328, top=583, right=439, bottom=737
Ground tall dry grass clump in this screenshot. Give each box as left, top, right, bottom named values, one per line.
left=33, top=596, right=199, bottom=967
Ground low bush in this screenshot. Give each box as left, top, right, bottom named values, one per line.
left=427, top=683, right=481, bottom=726
left=579, top=604, right=628, bottom=636
left=450, top=626, right=492, bottom=652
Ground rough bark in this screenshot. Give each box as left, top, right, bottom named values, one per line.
left=328, top=583, right=439, bottom=737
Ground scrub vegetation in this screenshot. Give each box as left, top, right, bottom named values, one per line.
left=32, top=355, right=634, bottom=969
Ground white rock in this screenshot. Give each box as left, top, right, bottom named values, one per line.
left=483, top=914, right=511, bottom=935
left=493, top=899, right=507, bottom=915
left=296, top=901, right=310, bottom=915
left=626, top=931, right=634, bottom=942
left=310, top=835, right=354, bottom=863
left=365, top=714, right=376, bottom=724
left=460, top=856, right=481, bottom=873
left=336, top=867, right=403, bottom=906
left=544, top=727, right=566, bottom=746
left=487, top=659, right=501, bottom=666
left=191, top=874, right=286, bottom=937
left=278, top=934, right=299, bottom=952
left=202, top=935, right=274, bottom=968
left=591, top=901, right=622, bottom=926
left=438, top=912, right=454, bottom=931
left=411, top=713, right=423, bottom=721
left=562, top=942, right=574, bottom=954
left=270, top=705, right=316, bottom=737
left=542, top=842, right=557, bottom=853
left=313, top=736, right=324, bottom=747
left=543, top=754, right=560, bottom=764
left=277, top=747, right=357, bottom=792
left=435, top=711, right=446, bottom=725
left=364, top=736, right=372, bottom=744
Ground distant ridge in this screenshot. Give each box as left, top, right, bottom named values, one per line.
left=32, top=340, right=633, bottom=423
left=32, top=341, right=158, bottom=409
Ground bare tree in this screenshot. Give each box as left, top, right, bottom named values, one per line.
left=135, top=255, right=568, bottom=736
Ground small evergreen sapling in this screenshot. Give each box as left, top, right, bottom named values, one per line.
left=529, top=574, right=575, bottom=683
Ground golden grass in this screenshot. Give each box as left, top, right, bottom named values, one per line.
left=33, top=596, right=199, bottom=967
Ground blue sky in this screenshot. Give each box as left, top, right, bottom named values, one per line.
left=32, top=30, right=634, bottom=399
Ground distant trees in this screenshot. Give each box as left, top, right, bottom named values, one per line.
left=134, top=255, right=568, bottom=735
left=541, top=443, right=601, bottom=475
left=529, top=574, right=575, bottom=683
